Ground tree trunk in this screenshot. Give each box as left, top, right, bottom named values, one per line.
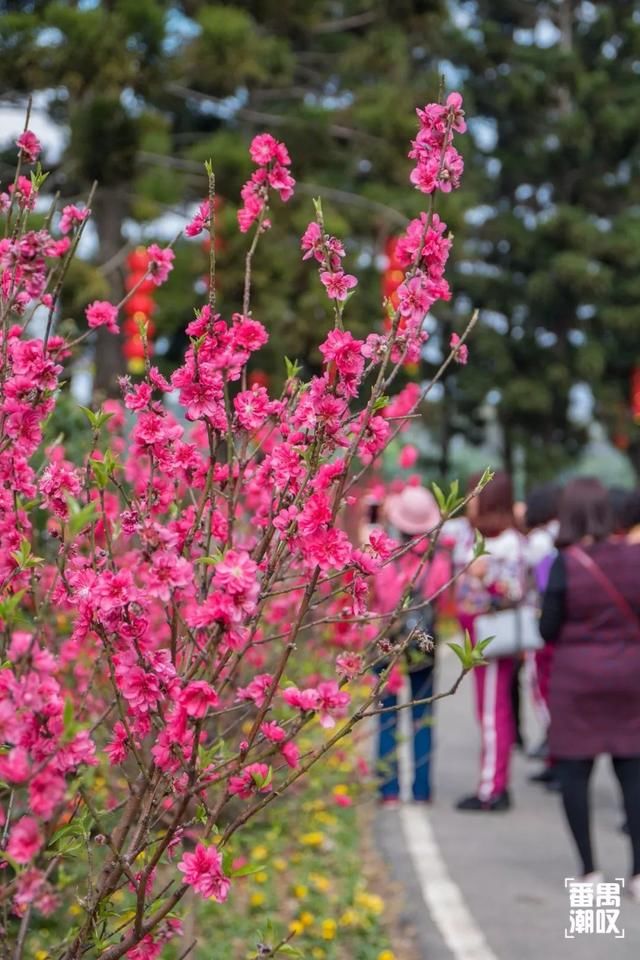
left=92, top=187, right=128, bottom=399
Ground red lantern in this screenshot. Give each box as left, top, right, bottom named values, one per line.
left=123, top=317, right=155, bottom=338
left=123, top=337, right=146, bottom=360
left=123, top=246, right=157, bottom=373
left=125, top=274, right=155, bottom=294
left=248, top=370, right=269, bottom=390
left=381, top=238, right=404, bottom=314
left=124, top=292, right=156, bottom=318
left=126, top=248, right=149, bottom=273
left=380, top=236, right=419, bottom=371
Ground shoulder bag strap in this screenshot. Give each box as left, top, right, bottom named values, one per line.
left=569, top=546, right=640, bottom=638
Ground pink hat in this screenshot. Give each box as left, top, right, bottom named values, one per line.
left=384, top=485, right=440, bottom=535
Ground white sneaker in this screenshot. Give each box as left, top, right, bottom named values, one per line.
left=582, top=871, right=604, bottom=885
left=628, top=874, right=640, bottom=903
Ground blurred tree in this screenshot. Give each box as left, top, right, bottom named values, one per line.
left=447, top=0, right=640, bottom=478
left=162, top=0, right=477, bottom=396
left=1, top=0, right=469, bottom=403
left=0, top=0, right=179, bottom=392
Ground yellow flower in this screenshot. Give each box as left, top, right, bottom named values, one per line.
left=378, top=952, right=395, bottom=960
left=254, top=871, right=268, bottom=884
left=333, top=784, right=349, bottom=795
left=300, top=911, right=315, bottom=928
left=250, top=892, right=266, bottom=908
left=69, top=904, right=82, bottom=917
left=321, top=919, right=337, bottom=940
left=309, top=873, right=331, bottom=893
left=293, top=884, right=308, bottom=899
left=35, top=952, right=49, bottom=960
left=273, top=857, right=287, bottom=872
left=355, top=891, right=384, bottom=914
left=290, top=851, right=302, bottom=864
left=339, top=908, right=360, bottom=927
left=289, top=920, right=304, bottom=936
left=111, top=890, right=124, bottom=904
left=311, top=950, right=326, bottom=960
left=251, top=845, right=269, bottom=861
left=314, top=811, right=337, bottom=826
left=300, top=831, right=324, bottom=847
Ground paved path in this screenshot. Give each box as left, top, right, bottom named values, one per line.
left=375, top=646, right=640, bottom=958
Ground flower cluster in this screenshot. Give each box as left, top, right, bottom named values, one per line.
left=237, top=133, right=295, bottom=233
left=0, top=96, right=469, bottom=958
left=409, top=92, right=466, bottom=195
left=185, top=198, right=212, bottom=238
left=301, top=220, right=358, bottom=303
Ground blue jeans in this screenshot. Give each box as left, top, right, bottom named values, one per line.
left=376, top=663, right=435, bottom=801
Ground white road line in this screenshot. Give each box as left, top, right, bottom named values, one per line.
left=400, top=805, right=499, bottom=960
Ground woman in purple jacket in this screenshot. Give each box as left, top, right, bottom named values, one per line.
left=540, top=477, right=640, bottom=898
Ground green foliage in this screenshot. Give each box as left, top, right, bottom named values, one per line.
left=448, top=630, right=492, bottom=669
left=448, top=0, right=640, bottom=477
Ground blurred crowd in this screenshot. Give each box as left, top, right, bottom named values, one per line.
left=360, top=471, right=640, bottom=900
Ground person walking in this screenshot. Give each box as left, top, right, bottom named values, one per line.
left=455, top=471, right=527, bottom=812
left=373, top=484, right=451, bottom=806
left=540, top=477, right=640, bottom=897
left=524, top=483, right=560, bottom=785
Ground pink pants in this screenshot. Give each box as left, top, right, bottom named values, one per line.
left=459, top=614, right=516, bottom=800
left=474, top=656, right=516, bottom=800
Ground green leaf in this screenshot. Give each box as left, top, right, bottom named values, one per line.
left=284, top=356, right=302, bottom=381
left=191, top=332, right=208, bottom=351
left=0, top=589, right=27, bottom=627
left=91, top=459, right=109, bottom=490
left=195, top=551, right=223, bottom=566
left=445, top=479, right=462, bottom=513
left=31, top=165, right=49, bottom=191
left=473, top=530, right=487, bottom=559
left=431, top=482, right=446, bottom=513
left=251, top=765, right=272, bottom=789
left=10, top=539, right=43, bottom=570
left=447, top=630, right=478, bottom=670
left=67, top=500, right=98, bottom=537
left=472, top=636, right=493, bottom=665
left=79, top=406, right=98, bottom=429
left=476, top=636, right=494, bottom=652
left=230, top=862, right=266, bottom=878
left=278, top=946, right=304, bottom=958
left=373, top=395, right=389, bottom=411
left=0, top=849, right=22, bottom=872
left=463, top=629, right=473, bottom=658
left=447, top=641, right=471, bottom=669
left=478, top=467, right=494, bottom=491
left=63, top=697, right=75, bottom=738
